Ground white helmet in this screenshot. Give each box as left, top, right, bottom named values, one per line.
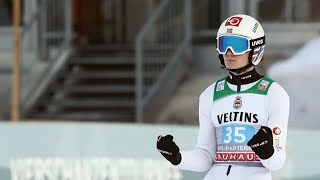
left=217, top=14, right=265, bottom=72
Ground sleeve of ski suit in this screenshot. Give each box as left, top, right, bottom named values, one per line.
left=260, top=82, right=290, bottom=171
left=176, top=84, right=216, bottom=172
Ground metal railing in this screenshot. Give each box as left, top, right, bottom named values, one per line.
left=193, top=0, right=320, bottom=38
left=248, top=0, right=320, bottom=23
left=20, top=0, right=73, bottom=116
left=36, top=0, right=72, bottom=61
left=135, top=0, right=192, bottom=122
left=0, top=0, right=73, bottom=118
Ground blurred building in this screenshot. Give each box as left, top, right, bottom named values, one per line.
left=0, top=0, right=319, bottom=124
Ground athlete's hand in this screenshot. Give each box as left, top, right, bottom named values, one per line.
left=247, top=126, right=274, bottom=159
left=157, top=135, right=182, bottom=165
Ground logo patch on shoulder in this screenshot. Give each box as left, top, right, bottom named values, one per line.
left=233, top=96, right=242, bottom=110
left=257, top=80, right=270, bottom=91
left=216, top=81, right=225, bottom=91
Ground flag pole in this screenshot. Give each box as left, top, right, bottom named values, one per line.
left=11, top=0, right=21, bottom=121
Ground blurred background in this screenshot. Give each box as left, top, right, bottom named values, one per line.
left=0, top=0, right=319, bottom=179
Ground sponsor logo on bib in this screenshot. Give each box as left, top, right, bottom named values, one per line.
left=258, top=80, right=269, bottom=91
left=233, top=96, right=242, bottom=109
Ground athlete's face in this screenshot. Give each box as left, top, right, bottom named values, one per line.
left=223, top=49, right=250, bottom=70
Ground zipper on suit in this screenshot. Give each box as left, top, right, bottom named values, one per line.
left=226, top=165, right=232, bottom=176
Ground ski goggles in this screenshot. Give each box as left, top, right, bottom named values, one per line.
left=216, top=35, right=252, bottom=55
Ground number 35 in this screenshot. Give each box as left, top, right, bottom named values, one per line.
left=223, top=126, right=246, bottom=144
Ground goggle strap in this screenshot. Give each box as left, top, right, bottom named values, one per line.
left=250, top=36, right=265, bottom=48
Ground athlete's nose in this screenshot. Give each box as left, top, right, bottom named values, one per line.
left=226, top=49, right=234, bottom=56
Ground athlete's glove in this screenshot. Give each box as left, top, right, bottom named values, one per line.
left=247, top=126, right=274, bottom=160
left=157, top=135, right=182, bottom=165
